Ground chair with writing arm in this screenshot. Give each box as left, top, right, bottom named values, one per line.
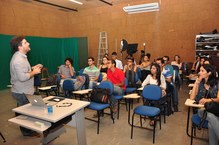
left=131, top=85, right=162, bottom=144
left=85, top=81, right=114, bottom=134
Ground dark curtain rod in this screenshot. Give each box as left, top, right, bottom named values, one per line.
left=99, top=0, right=113, bottom=6
left=33, top=0, right=78, bottom=12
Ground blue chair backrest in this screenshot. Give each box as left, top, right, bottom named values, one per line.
left=124, top=78, right=128, bottom=87
left=78, top=68, right=84, bottom=75
left=34, top=74, right=41, bottom=86
left=63, top=79, right=74, bottom=91
left=137, top=67, right=142, bottom=79
left=80, top=74, right=89, bottom=89
left=98, top=73, right=103, bottom=82
left=98, top=81, right=114, bottom=95
left=72, top=71, right=76, bottom=79
left=142, top=85, right=162, bottom=101
left=135, top=73, right=139, bottom=82
left=172, top=65, right=179, bottom=82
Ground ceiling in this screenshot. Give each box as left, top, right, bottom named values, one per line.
left=21, top=0, right=133, bottom=12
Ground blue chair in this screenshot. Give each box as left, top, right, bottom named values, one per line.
left=190, top=114, right=208, bottom=145
left=62, top=79, right=74, bottom=98
left=34, top=74, right=42, bottom=94
left=131, top=85, right=162, bottom=144
left=172, top=65, right=180, bottom=89
left=125, top=74, right=139, bottom=94
left=80, top=73, right=89, bottom=89
left=98, top=73, right=103, bottom=82
left=78, top=68, right=84, bottom=75
left=86, top=81, right=114, bottom=134
left=114, top=78, right=128, bottom=119
left=136, top=67, right=142, bottom=81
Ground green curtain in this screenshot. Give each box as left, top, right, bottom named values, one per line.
left=0, top=34, right=88, bottom=90
left=78, top=37, right=88, bottom=70
left=0, top=35, right=13, bottom=90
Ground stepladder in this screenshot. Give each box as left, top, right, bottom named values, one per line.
left=97, top=32, right=108, bottom=66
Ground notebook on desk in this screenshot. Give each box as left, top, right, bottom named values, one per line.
left=26, top=95, right=63, bottom=107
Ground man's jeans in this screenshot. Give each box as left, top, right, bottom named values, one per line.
left=207, top=112, right=219, bottom=145
left=12, top=92, right=34, bottom=136
left=113, top=85, right=124, bottom=96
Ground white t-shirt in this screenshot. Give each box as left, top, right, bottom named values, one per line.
left=115, top=59, right=123, bottom=70
left=141, top=74, right=166, bottom=90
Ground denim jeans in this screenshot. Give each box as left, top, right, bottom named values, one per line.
left=207, top=112, right=219, bottom=145
left=88, top=81, right=97, bottom=89
left=12, top=92, right=29, bottom=107
left=113, top=85, right=124, bottom=96
left=169, top=82, right=178, bottom=106
left=12, top=92, right=34, bottom=136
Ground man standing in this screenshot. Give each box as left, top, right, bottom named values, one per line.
left=112, top=52, right=123, bottom=70
left=10, top=36, right=42, bottom=137
left=107, top=59, right=125, bottom=95
left=83, top=57, right=100, bottom=89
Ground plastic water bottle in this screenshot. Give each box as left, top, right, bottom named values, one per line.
left=47, top=105, right=53, bottom=114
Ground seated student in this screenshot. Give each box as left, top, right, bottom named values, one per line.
left=204, top=58, right=218, bottom=78
left=190, top=64, right=218, bottom=103
left=142, top=63, right=166, bottom=96
left=83, top=57, right=100, bottom=89
left=99, top=56, right=108, bottom=81
left=137, top=53, right=151, bottom=82
left=111, top=52, right=123, bottom=70
left=58, top=58, right=75, bottom=88
left=188, top=57, right=206, bottom=81
left=171, top=55, right=182, bottom=81
left=123, top=57, right=137, bottom=87
left=156, top=56, right=179, bottom=112
left=190, top=64, right=219, bottom=145
left=58, top=57, right=75, bottom=79
left=107, top=59, right=125, bottom=96
left=141, top=63, right=166, bottom=125
left=137, top=53, right=151, bottom=70
left=171, top=55, right=182, bottom=70
left=191, top=55, right=201, bottom=73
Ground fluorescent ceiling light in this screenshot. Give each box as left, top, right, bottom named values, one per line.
left=123, top=2, right=159, bottom=14
left=69, top=0, right=83, bottom=5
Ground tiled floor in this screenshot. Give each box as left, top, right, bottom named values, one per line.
left=0, top=84, right=209, bottom=145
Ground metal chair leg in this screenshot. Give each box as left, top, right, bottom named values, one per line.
left=153, top=120, right=156, bottom=144
left=117, top=100, right=120, bottom=119
left=0, top=132, right=6, bottom=143
left=131, top=113, right=135, bottom=139
left=190, top=125, right=194, bottom=145
left=97, top=111, right=100, bottom=134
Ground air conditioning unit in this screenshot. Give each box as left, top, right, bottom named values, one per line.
left=123, top=2, right=160, bottom=14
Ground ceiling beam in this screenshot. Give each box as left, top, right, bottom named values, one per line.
left=33, top=0, right=78, bottom=12
left=99, top=0, right=113, bottom=6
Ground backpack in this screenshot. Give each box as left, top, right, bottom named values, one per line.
left=125, top=66, right=136, bottom=88
left=80, top=73, right=89, bottom=89
left=90, top=87, right=110, bottom=104
left=46, top=74, right=58, bottom=86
